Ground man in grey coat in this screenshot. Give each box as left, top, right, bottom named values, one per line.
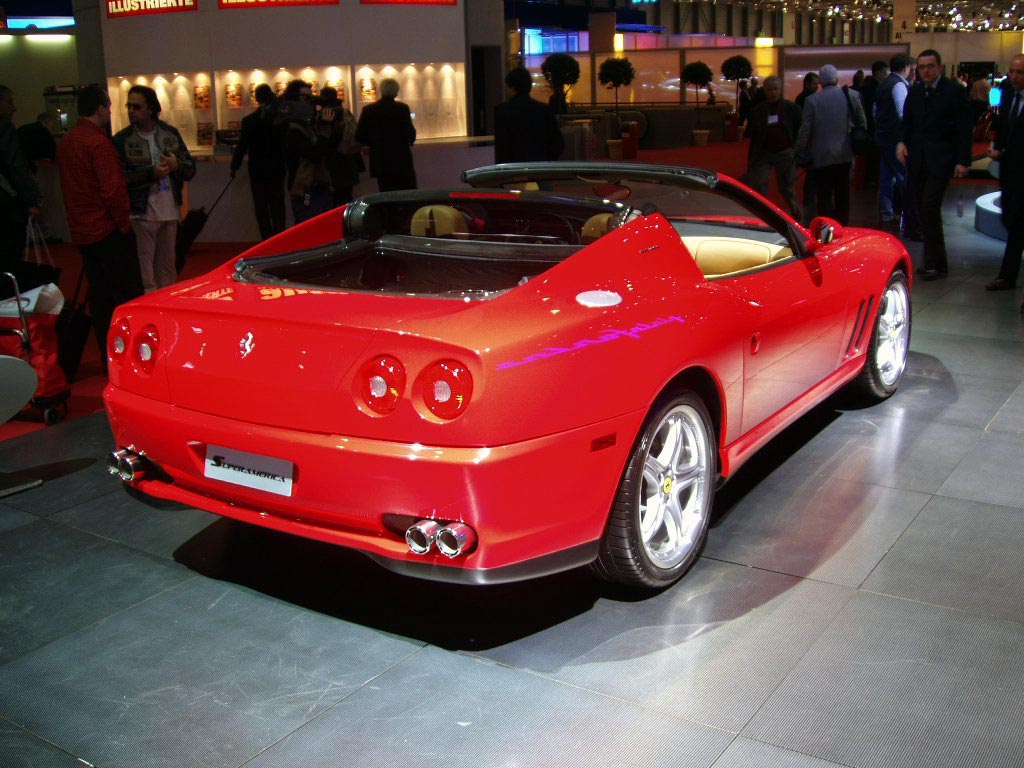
left=795, top=64, right=866, bottom=225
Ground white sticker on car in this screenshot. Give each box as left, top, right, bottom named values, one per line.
left=204, top=444, right=293, bottom=497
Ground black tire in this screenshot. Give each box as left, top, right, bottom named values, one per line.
left=592, top=391, right=716, bottom=589
left=853, top=269, right=911, bottom=401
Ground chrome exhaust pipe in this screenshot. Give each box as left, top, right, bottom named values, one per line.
left=405, top=519, right=442, bottom=555
left=107, top=448, right=130, bottom=476
left=117, top=452, right=147, bottom=483
left=436, top=523, right=476, bottom=558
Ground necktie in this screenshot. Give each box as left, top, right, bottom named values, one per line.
left=1012, top=93, right=1022, bottom=122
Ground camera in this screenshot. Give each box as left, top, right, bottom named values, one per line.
left=273, top=99, right=317, bottom=126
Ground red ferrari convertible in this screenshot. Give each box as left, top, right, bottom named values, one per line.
left=104, top=163, right=911, bottom=588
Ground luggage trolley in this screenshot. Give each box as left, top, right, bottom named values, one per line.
left=0, top=272, right=71, bottom=426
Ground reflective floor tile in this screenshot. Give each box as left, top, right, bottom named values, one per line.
left=0, top=414, right=120, bottom=518
left=987, top=383, right=1024, bottom=436
left=713, top=737, right=851, bottom=768
left=0, top=519, right=193, bottom=664
left=912, top=301, right=1024, bottom=343
left=475, top=559, right=853, bottom=733
left=937, top=430, right=1024, bottom=509
left=863, top=495, right=1024, bottom=622
left=0, top=502, right=33, bottom=534
left=910, top=331, right=1024, bottom=381
left=53, top=488, right=219, bottom=561
left=0, top=577, right=422, bottom=768
left=246, top=646, right=734, bottom=768
left=707, top=475, right=928, bottom=587
left=780, top=412, right=982, bottom=494
left=864, top=363, right=1021, bottom=430
left=744, top=592, right=1024, bottom=768
left=0, top=720, right=84, bottom=768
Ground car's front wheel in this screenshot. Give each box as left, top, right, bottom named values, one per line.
left=592, top=391, right=716, bottom=589
left=854, top=269, right=911, bottom=400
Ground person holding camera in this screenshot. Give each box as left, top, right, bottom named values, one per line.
left=280, top=79, right=340, bottom=224
left=113, top=84, right=196, bottom=293
left=318, top=86, right=362, bottom=207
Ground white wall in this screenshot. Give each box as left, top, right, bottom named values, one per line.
left=100, top=1, right=468, bottom=75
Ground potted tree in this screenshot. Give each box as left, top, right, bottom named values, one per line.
left=719, top=54, right=752, bottom=141
left=542, top=53, right=581, bottom=115
left=682, top=60, right=714, bottom=145
left=720, top=54, right=753, bottom=106
left=598, top=56, right=636, bottom=113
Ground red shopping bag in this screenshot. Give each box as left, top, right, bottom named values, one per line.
left=0, top=311, right=68, bottom=401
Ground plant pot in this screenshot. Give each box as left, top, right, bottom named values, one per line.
left=692, top=129, right=710, bottom=146
left=606, top=138, right=624, bottom=161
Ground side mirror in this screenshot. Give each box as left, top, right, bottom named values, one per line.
left=808, top=216, right=843, bottom=246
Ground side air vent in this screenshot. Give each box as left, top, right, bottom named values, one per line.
left=845, top=296, right=875, bottom=357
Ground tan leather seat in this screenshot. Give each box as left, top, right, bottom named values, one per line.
left=410, top=205, right=468, bottom=238
left=693, top=238, right=773, bottom=275
left=581, top=213, right=615, bottom=244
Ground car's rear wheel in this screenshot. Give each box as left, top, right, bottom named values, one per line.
left=854, top=269, right=911, bottom=400
left=592, top=391, right=716, bottom=589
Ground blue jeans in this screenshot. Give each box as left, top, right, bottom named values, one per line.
left=878, top=141, right=905, bottom=218
left=291, top=188, right=334, bottom=225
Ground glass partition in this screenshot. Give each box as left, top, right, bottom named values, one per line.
left=782, top=45, right=907, bottom=100
left=592, top=50, right=683, bottom=106
left=524, top=53, right=592, bottom=107
left=682, top=48, right=778, bottom=112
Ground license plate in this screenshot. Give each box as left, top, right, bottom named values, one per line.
left=204, top=444, right=293, bottom=497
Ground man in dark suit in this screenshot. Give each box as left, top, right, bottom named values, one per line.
left=896, top=49, right=973, bottom=280
left=355, top=78, right=417, bottom=193
left=230, top=84, right=285, bottom=240
left=494, top=68, right=564, bottom=164
left=984, top=54, right=1024, bottom=303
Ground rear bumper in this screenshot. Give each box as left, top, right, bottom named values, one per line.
left=104, top=385, right=640, bottom=583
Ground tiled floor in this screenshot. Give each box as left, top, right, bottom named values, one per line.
left=2, top=177, right=1024, bottom=767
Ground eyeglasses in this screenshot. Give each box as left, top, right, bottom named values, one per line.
left=126, top=103, right=145, bottom=110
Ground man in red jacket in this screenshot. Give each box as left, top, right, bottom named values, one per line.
left=57, top=85, right=144, bottom=362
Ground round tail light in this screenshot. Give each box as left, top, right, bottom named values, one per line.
left=356, top=355, right=406, bottom=415
left=132, top=325, right=160, bottom=375
left=418, top=360, right=473, bottom=420
left=109, top=318, right=131, bottom=366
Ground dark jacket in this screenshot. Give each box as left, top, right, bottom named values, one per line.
left=493, top=92, right=564, bottom=163
left=874, top=71, right=909, bottom=146
left=113, top=120, right=196, bottom=215
left=860, top=76, right=880, bottom=134
left=354, top=96, right=416, bottom=188
left=0, top=117, right=40, bottom=214
left=746, top=99, right=802, bottom=160
left=994, top=82, right=1024, bottom=219
left=899, top=76, right=973, bottom=171
left=231, top=106, right=284, bottom=180
left=16, top=120, right=57, bottom=171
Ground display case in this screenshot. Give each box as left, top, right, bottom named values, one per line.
left=109, top=62, right=466, bottom=150
left=108, top=71, right=215, bottom=154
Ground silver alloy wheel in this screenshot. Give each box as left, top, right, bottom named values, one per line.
left=638, top=403, right=713, bottom=569
left=875, top=279, right=910, bottom=387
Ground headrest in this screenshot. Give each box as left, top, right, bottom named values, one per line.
left=581, top=213, right=615, bottom=244
left=410, top=205, right=468, bottom=238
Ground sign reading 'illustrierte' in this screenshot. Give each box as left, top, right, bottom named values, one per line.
left=218, top=0, right=339, bottom=6
left=107, top=0, right=196, bottom=17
